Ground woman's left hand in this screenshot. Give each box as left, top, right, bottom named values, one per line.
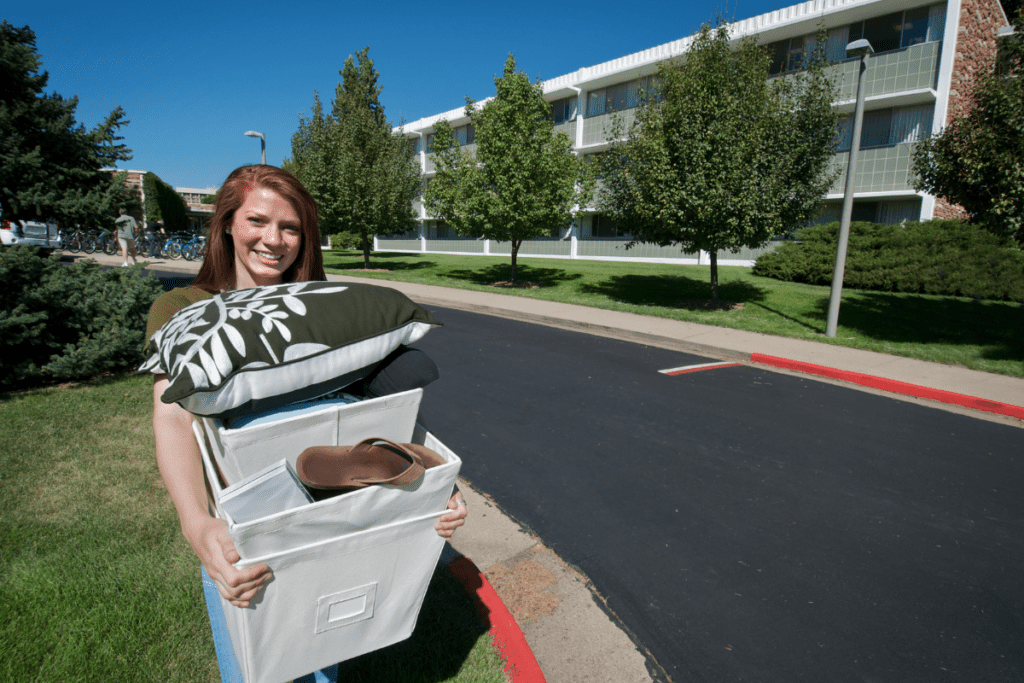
left=435, top=491, right=467, bottom=539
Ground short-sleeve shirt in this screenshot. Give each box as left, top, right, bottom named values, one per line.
left=144, top=286, right=214, bottom=357
left=115, top=215, right=139, bottom=240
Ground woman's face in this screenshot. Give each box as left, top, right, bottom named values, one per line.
left=230, top=186, right=302, bottom=289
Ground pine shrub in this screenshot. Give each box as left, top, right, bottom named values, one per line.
left=752, top=220, right=1024, bottom=301
left=0, top=247, right=163, bottom=390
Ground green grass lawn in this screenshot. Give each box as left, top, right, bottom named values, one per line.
left=325, top=250, right=1024, bottom=378
left=0, top=375, right=507, bottom=683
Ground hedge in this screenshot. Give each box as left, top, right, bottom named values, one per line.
left=752, top=220, right=1024, bottom=301
left=0, top=247, right=163, bottom=390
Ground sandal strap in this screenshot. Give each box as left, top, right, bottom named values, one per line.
left=347, top=437, right=426, bottom=487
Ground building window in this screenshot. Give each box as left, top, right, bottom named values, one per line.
left=429, top=222, right=458, bottom=239
left=847, top=4, right=945, bottom=55
left=585, top=76, right=659, bottom=118
left=835, top=104, right=934, bottom=151
left=550, top=96, right=578, bottom=124
left=771, top=4, right=946, bottom=74
left=900, top=6, right=932, bottom=48
left=591, top=214, right=630, bottom=238
left=766, top=35, right=818, bottom=74
left=453, top=124, right=475, bottom=146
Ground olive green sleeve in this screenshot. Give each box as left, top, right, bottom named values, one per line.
left=144, top=287, right=214, bottom=353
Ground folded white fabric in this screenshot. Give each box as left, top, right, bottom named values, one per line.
left=218, top=459, right=314, bottom=524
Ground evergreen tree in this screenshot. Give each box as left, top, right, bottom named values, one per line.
left=0, top=21, right=134, bottom=228
left=424, top=54, right=592, bottom=284
left=911, top=9, right=1024, bottom=247
left=289, top=47, right=420, bottom=268
left=598, top=20, right=838, bottom=302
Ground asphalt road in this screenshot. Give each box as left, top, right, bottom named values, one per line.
left=411, top=306, right=1023, bottom=683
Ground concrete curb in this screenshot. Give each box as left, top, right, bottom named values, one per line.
left=750, top=353, right=1024, bottom=420
left=447, top=557, right=547, bottom=682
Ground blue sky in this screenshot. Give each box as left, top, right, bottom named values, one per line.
left=6, top=0, right=785, bottom=190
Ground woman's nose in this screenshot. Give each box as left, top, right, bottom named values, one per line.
left=262, top=225, right=283, bottom=245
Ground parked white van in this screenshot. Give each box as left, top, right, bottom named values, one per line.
left=0, top=219, right=60, bottom=253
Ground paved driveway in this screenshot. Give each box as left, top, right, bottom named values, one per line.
left=413, top=306, right=1023, bottom=683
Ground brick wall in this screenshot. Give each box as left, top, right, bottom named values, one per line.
left=946, top=0, right=1007, bottom=124
left=933, top=0, right=1007, bottom=219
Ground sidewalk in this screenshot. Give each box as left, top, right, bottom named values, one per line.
left=82, top=252, right=1024, bottom=682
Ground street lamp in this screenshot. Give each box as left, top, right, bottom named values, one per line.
left=244, top=130, right=266, bottom=165
left=825, top=38, right=873, bottom=338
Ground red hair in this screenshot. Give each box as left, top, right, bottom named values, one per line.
left=192, top=165, right=325, bottom=293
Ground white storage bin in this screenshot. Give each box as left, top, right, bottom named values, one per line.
left=192, top=420, right=461, bottom=683
left=200, top=388, right=423, bottom=486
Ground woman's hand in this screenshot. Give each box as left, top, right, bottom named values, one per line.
left=152, top=374, right=271, bottom=608
left=435, top=490, right=468, bottom=539
left=186, top=516, right=272, bottom=608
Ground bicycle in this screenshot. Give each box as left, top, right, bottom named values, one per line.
left=82, top=229, right=102, bottom=254
left=139, top=232, right=167, bottom=258
left=163, top=233, right=188, bottom=260
left=100, top=229, right=119, bottom=256
left=183, top=234, right=207, bottom=261
left=65, top=228, right=86, bottom=253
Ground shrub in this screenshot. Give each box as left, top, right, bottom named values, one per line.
left=0, top=247, right=163, bottom=390
left=331, top=231, right=363, bottom=251
left=752, top=220, right=1024, bottom=301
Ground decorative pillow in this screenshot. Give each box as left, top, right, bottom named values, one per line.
left=138, top=281, right=440, bottom=419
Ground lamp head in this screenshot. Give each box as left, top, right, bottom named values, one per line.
left=244, top=131, right=264, bottom=140
left=846, top=39, right=874, bottom=58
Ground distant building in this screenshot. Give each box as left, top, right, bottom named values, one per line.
left=107, top=170, right=215, bottom=232
left=389, top=0, right=1010, bottom=266
left=175, top=186, right=217, bottom=232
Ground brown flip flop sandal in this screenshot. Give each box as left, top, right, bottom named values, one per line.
left=296, top=438, right=443, bottom=492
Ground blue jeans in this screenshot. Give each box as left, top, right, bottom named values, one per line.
left=201, top=567, right=338, bottom=683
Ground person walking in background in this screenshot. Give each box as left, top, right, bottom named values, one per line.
left=145, top=218, right=166, bottom=239
left=115, top=207, right=139, bottom=266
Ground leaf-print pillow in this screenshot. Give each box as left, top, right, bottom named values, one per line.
left=138, top=281, right=441, bottom=419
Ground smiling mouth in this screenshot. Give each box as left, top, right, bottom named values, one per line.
left=255, top=251, right=284, bottom=263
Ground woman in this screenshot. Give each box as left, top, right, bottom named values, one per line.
left=147, top=165, right=466, bottom=678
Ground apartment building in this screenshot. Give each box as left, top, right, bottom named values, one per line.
left=387, top=0, right=1009, bottom=266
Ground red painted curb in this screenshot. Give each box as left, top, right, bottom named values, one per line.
left=750, top=353, right=1024, bottom=420
left=447, top=556, right=547, bottom=683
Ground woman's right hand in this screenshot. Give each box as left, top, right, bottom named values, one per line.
left=187, top=516, right=272, bottom=608
left=152, top=374, right=272, bottom=609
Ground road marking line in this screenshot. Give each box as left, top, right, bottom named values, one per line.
left=660, top=361, right=742, bottom=376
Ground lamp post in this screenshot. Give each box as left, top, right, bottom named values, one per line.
left=825, top=39, right=873, bottom=338
left=244, top=130, right=266, bottom=165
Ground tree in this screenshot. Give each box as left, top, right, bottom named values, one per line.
left=424, top=54, right=592, bottom=284
left=289, top=47, right=420, bottom=268
left=0, top=22, right=134, bottom=228
left=142, top=172, right=188, bottom=232
left=911, top=9, right=1024, bottom=247
left=597, top=20, right=838, bottom=302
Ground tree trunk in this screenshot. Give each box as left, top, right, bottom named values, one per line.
left=709, top=250, right=720, bottom=302
left=510, top=241, right=520, bottom=283
left=362, top=232, right=371, bottom=269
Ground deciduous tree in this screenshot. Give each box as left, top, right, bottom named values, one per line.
left=424, top=54, right=592, bottom=284
left=0, top=21, right=134, bottom=228
left=142, top=172, right=187, bottom=232
left=911, top=9, right=1024, bottom=247
left=598, top=20, right=838, bottom=301
left=289, top=47, right=420, bottom=268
